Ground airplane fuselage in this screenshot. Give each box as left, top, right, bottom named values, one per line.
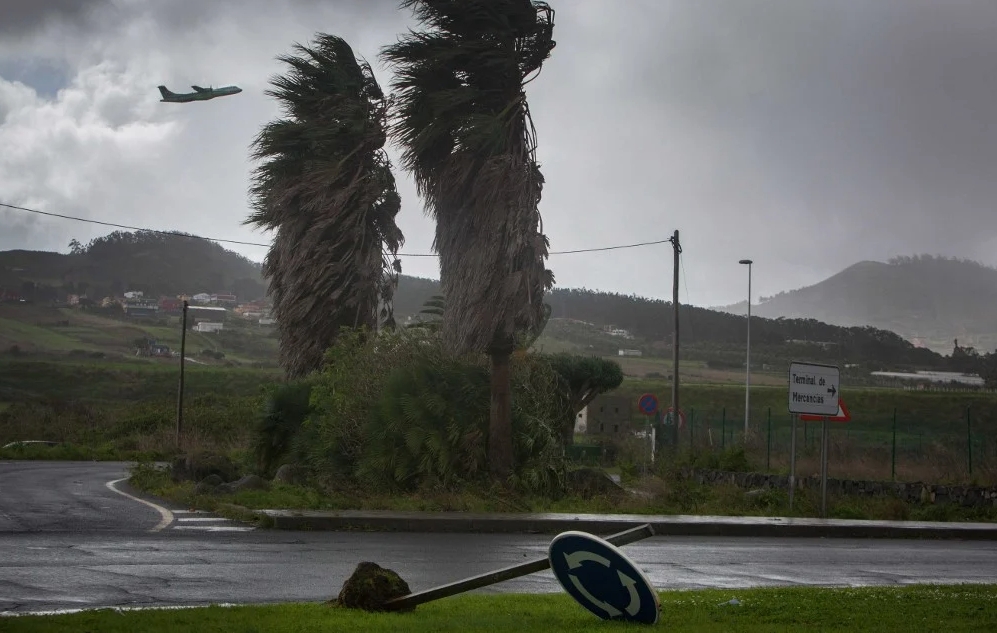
left=158, top=85, right=242, bottom=103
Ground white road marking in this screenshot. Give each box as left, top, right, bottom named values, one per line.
left=105, top=478, right=174, bottom=532
left=1, top=603, right=242, bottom=618
left=177, top=517, right=228, bottom=522
left=173, top=510, right=208, bottom=514
left=171, top=525, right=255, bottom=532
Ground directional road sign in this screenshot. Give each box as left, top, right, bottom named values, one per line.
left=637, top=393, right=658, bottom=416
left=788, top=361, right=840, bottom=416
left=549, top=531, right=660, bottom=624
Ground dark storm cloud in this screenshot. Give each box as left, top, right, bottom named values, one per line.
left=5, top=0, right=997, bottom=306
left=0, top=0, right=110, bottom=34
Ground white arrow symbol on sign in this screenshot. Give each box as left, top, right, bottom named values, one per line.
left=568, top=573, right=622, bottom=617
left=562, top=550, right=642, bottom=618
left=565, top=550, right=612, bottom=569
left=618, top=570, right=641, bottom=616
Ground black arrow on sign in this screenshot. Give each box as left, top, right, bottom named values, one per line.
left=827, top=385, right=837, bottom=397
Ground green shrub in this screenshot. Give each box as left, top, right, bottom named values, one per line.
left=357, top=350, right=490, bottom=489
left=252, top=379, right=314, bottom=475
left=295, top=327, right=566, bottom=495
left=302, top=327, right=434, bottom=477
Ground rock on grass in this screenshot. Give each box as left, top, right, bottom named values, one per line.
left=336, top=562, right=412, bottom=612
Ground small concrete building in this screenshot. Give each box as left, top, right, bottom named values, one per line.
left=584, top=395, right=634, bottom=438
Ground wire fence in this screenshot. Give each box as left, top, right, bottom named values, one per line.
left=569, top=406, right=996, bottom=485
left=670, top=407, right=992, bottom=484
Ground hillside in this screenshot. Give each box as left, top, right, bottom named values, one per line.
left=393, top=277, right=951, bottom=372
left=717, top=255, right=997, bottom=354
left=0, top=234, right=961, bottom=373
left=0, top=231, right=266, bottom=302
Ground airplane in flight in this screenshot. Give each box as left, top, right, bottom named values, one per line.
left=158, top=84, right=242, bottom=103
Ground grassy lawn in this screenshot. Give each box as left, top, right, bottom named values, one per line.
left=5, top=586, right=996, bottom=632
left=128, top=463, right=997, bottom=524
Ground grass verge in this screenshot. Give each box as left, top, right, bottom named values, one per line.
left=0, top=442, right=163, bottom=462
left=128, top=463, right=997, bottom=523
left=5, top=585, right=997, bottom=632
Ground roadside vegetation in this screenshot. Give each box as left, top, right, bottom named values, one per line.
left=7, top=585, right=997, bottom=632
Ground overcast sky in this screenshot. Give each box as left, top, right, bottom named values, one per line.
left=2, top=0, right=996, bottom=307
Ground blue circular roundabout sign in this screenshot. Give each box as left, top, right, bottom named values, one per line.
left=548, top=531, right=660, bottom=624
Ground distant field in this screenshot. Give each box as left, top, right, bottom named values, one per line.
left=0, top=303, right=277, bottom=364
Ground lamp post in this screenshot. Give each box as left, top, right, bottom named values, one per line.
left=739, top=259, right=753, bottom=436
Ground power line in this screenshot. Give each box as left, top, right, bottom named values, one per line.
left=1, top=201, right=672, bottom=257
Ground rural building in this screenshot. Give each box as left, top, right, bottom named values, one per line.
left=188, top=305, right=228, bottom=321
left=210, top=294, right=238, bottom=306
left=123, top=301, right=159, bottom=317
left=574, top=406, right=588, bottom=433
left=259, top=316, right=276, bottom=326
left=191, top=293, right=212, bottom=304
left=193, top=322, right=223, bottom=333
left=618, top=349, right=643, bottom=357
left=584, top=395, right=634, bottom=437
left=159, top=298, right=184, bottom=314
left=124, top=291, right=144, bottom=299
left=606, top=327, right=634, bottom=339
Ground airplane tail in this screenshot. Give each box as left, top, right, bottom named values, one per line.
left=157, top=86, right=175, bottom=99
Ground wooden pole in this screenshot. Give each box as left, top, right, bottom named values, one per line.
left=384, top=523, right=656, bottom=611
left=176, top=300, right=188, bottom=450
left=670, top=230, right=680, bottom=447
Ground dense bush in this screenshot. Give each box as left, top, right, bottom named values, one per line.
left=252, top=379, right=314, bottom=475
left=290, top=327, right=566, bottom=494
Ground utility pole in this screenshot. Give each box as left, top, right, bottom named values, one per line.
left=739, top=259, right=753, bottom=436
left=669, top=230, right=681, bottom=446
left=176, top=300, right=189, bottom=450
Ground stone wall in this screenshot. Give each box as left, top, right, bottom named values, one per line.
left=679, top=467, right=997, bottom=508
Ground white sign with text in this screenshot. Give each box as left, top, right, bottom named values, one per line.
left=788, top=362, right=840, bottom=416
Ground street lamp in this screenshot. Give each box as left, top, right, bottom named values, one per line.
left=739, top=259, right=753, bottom=436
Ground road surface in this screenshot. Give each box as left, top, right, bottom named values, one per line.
left=2, top=460, right=997, bottom=614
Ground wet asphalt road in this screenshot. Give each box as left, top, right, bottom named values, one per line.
left=2, top=461, right=997, bottom=614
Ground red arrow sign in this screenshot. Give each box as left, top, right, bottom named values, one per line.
left=800, top=398, right=851, bottom=422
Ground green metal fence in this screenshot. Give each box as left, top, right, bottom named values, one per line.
left=617, top=405, right=994, bottom=483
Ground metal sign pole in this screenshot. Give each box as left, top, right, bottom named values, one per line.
left=820, top=416, right=829, bottom=518
left=384, top=524, right=655, bottom=611
left=789, top=414, right=797, bottom=510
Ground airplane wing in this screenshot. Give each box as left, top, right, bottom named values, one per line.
left=191, top=85, right=210, bottom=93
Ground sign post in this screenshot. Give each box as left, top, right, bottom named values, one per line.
left=385, top=524, right=655, bottom=611
left=820, top=416, right=829, bottom=517
left=788, top=362, right=840, bottom=516
left=637, top=394, right=659, bottom=459
left=789, top=414, right=797, bottom=510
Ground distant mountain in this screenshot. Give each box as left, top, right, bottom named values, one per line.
left=394, top=276, right=950, bottom=371
left=716, top=255, right=997, bottom=354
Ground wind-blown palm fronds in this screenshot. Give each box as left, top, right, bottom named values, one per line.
left=247, top=34, right=404, bottom=377
left=381, top=0, right=556, bottom=477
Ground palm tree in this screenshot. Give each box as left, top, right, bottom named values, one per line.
left=381, top=0, right=556, bottom=478
left=247, top=34, right=404, bottom=378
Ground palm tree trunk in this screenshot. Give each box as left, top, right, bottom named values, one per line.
left=489, top=349, right=514, bottom=479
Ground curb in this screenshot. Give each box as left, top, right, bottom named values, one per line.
left=257, top=509, right=997, bottom=540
